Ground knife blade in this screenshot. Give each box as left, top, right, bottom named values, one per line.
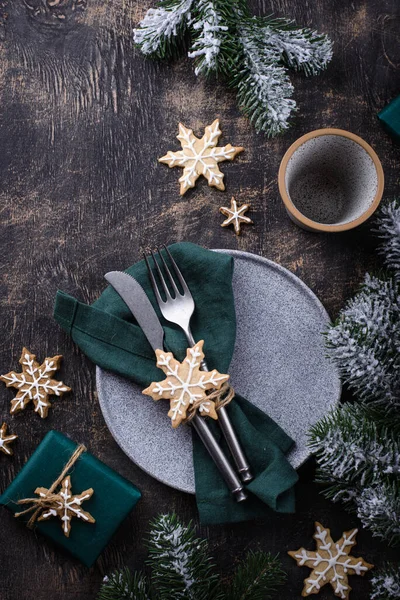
left=104, top=271, right=164, bottom=352
left=103, top=270, right=247, bottom=502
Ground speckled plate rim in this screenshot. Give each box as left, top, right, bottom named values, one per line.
left=96, top=249, right=342, bottom=493
left=278, top=128, right=385, bottom=232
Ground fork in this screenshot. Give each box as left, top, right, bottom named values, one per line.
left=144, top=245, right=253, bottom=484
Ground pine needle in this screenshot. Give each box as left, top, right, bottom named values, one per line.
left=97, top=569, right=150, bottom=600
left=147, top=513, right=222, bottom=600
left=309, top=404, right=400, bottom=546
left=227, top=551, right=286, bottom=600
left=371, top=563, right=400, bottom=600
left=310, top=201, right=400, bottom=547
left=133, top=0, right=332, bottom=135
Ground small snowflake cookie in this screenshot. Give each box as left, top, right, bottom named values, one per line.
left=35, top=475, right=95, bottom=537
left=159, top=119, right=244, bottom=195
left=220, top=196, right=253, bottom=235
left=288, top=522, right=373, bottom=599
left=143, top=340, right=229, bottom=428
left=0, top=422, right=18, bottom=456
left=0, top=347, right=71, bottom=418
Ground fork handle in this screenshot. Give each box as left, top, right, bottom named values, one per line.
left=191, top=414, right=247, bottom=502
left=187, top=331, right=254, bottom=483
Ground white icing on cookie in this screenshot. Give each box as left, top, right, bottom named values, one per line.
left=159, top=119, right=243, bottom=195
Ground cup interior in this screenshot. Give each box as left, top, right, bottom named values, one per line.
left=284, top=134, right=379, bottom=225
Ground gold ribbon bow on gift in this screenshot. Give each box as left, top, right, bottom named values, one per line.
left=15, top=444, right=95, bottom=537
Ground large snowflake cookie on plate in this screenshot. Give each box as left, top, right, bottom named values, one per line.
left=143, top=340, right=229, bottom=428
left=0, top=347, right=71, bottom=418
left=159, top=119, right=244, bottom=195
left=288, top=522, right=373, bottom=599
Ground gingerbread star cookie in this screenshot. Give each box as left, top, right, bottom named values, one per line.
left=288, top=522, right=373, bottom=599
left=143, top=340, right=229, bottom=428
left=159, top=119, right=244, bottom=195
left=35, top=475, right=95, bottom=537
left=220, top=196, right=253, bottom=235
left=0, top=422, right=17, bottom=456
left=0, top=348, right=71, bottom=418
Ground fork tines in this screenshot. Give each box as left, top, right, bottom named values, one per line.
left=144, top=246, right=188, bottom=303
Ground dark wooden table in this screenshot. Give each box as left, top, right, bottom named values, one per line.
left=1, top=1, right=399, bottom=599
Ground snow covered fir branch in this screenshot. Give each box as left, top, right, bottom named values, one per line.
left=371, top=563, right=400, bottom=600
left=325, top=273, right=400, bottom=414
left=325, top=200, right=400, bottom=416
left=309, top=404, right=400, bottom=546
left=309, top=200, right=400, bottom=548
left=99, top=569, right=150, bottom=600
left=133, top=0, right=332, bottom=135
left=375, top=199, right=400, bottom=277
left=147, top=513, right=220, bottom=599
left=97, top=513, right=286, bottom=600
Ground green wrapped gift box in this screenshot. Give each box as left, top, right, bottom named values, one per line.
left=378, top=95, right=400, bottom=143
left=0, top=431, right=141, bottom=567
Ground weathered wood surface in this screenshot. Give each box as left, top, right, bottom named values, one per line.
left=0, top=1, right=399, bottom=598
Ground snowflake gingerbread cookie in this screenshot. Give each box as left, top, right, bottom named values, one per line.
left=143, top=340, right=229, bottom=428
left=35, top=475, right=95, bottom=537
left=288, top=522, right=373, bottom=599
left=220, top=196, right=253, bottom=235
left=0, top=422, right=18, bottom=456
left=0, top=348, right=71, bottom=418
left=159, top=119, right=244, bottom=195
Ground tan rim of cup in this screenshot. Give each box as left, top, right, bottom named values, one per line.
left=278, top=128, right=385, bottom=233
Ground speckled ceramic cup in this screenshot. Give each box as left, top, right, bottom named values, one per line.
left=278, top=129, right=384, bottom=232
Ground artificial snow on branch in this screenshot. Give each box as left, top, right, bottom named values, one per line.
left=309, top=404, right=400, bottom=546
left=133, top=0, right=332, bottom=135
left=356, top=482, right=400, bottom=547
left=309, top=200, right=400, bottom=548
left=309, top=404, right=400, bottom=494
left=375, top=198, right=400, bottom=277
left=234, top=22, right=295, bottom=136
left=133, top=0, right=193, bottom=57
left=371, top=563, right=400, bottom=600
left=188, top=0, right=229, bottom=75
left=97, top=514, right=286, bottom=600
left=99, top=569, right=150, bottom=600
left=325, top=273, right=400, bottom=414
left=259, top=18, right=334, bottom=76
left=147, top=513, right=220, bottom=599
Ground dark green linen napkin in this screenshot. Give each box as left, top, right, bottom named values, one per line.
left=378, top=95, right=400, bottom=143
left=53, top=242, right=298, bottom=524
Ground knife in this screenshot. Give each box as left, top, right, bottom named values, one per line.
left=104, top=271, right=248, bottom=502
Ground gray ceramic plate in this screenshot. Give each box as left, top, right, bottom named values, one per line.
left=96, top=250, right=341, bottom=494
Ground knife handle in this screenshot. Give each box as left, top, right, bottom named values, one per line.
left=191, top=414, right=247, bottom=502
